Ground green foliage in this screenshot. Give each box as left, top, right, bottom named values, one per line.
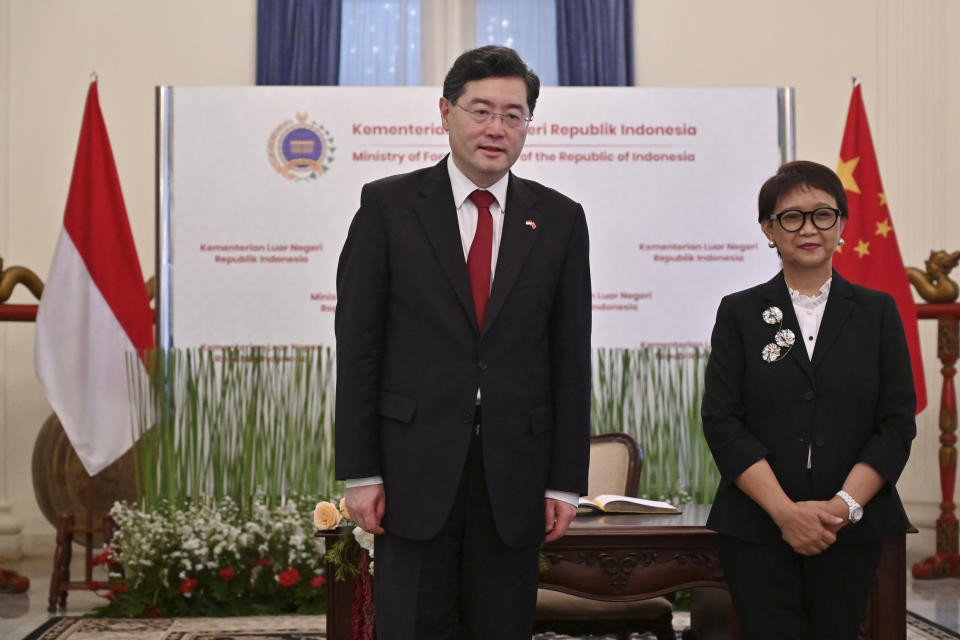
left=592, top=348, right=719, bottom=504
left=324, top=533, right=362, bottom=582
left=127, top=346, right=340, bottom=517
left=125, top=345, right=715, bottom=509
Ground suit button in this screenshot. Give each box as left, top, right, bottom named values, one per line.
left=462, top=412, right=474, bottom=424
left=798, top=436, right=806, bottom=444
left=815, top=435, right=825, bottom=447
left=803, top=390, right=815, bottom=401
left=478, top=360, right=488, bottom=371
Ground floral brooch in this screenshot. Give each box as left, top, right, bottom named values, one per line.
left=761, top=306, right=795, bottom=363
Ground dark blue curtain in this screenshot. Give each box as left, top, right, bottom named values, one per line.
left=556, top=0, right=633, bottom=86
left=257, top=0, right=342, bottom=85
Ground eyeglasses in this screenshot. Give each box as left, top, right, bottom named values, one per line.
left=453, top=102, right=532, bottom=130
left=769, top=207, right=841, bottom=232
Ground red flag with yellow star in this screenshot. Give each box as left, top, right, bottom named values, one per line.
left=833, top=82, right=926, bottom=413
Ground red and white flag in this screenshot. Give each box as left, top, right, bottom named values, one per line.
left=35, top=79, right=154, bottom=476
left=833, top=81, right=926, bottom=413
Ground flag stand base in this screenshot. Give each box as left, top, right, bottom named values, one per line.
left=47, top=474, right=115, bottom=612
left=912, top=305, right=960, bottom=580
left=912, top=551, right=960, bottom=579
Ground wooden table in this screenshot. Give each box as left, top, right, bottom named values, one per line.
left=541, top=505, right=907, bottom=640
left=321, top=505, right=909, bottom=639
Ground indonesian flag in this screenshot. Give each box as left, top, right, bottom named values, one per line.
left=35, top=80, right=154, bottom=476
left=833, top=81, right=927, bottom=413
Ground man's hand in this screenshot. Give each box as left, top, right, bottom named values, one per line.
left=544, top=498, right=577, bottom=543
left=774, top=501, right=843, bottom=555
left=345, top=484, right=386, bottom=534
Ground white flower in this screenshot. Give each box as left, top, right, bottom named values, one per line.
left=353, top=526, right=375, bottom=557
left=106, top=496, right=327, bottom=596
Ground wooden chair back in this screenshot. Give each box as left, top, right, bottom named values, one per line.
left=588, top=432, right=643, bottom=498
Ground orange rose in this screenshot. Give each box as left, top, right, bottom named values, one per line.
left=314, top=501, right=342, bottom=530
left=339, top=497, right=351, bottom=522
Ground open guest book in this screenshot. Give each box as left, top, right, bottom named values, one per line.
left=577, top=494, right=681, bottom=515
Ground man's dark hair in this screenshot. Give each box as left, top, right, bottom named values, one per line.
left=758, top=160, right=849, bottom=223
left=442, top=45, right=540, bottom=115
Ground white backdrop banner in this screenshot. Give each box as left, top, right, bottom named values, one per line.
left=162, top=87, right=784, bottom=350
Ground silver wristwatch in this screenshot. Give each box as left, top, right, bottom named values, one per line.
left=836, top=490, right=863, bottom=524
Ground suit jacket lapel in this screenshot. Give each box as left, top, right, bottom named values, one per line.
left=413, top=161, right=479, bottom=331
left=811, top=271, right=854, bottom=370
left=483, top=174, right=538, bottom=336
left=759, top=272, right=814, bottom=383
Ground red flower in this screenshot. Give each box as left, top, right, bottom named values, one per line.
left=91, top=550, right=113, bottom=566
left=111, top=583, right=129, bottom=594
left=87, top=580, right=102, bottom=591
left=219, top=567, right=236, bottom=582
left=145, top=604, right=162, bottom=618
left=180, top=577, right=199, bottom=595
left=277, top=568, right=300, bottom=587
left=103, top=591, right=117, bottom=602
left=252, top=557, right=271, bottom=567
left=310, top=575, right=325, bottom=589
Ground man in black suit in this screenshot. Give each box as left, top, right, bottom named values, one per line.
left=335, top=46, right=592, bottom=639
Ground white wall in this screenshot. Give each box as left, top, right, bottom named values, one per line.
left=1, top=0, right=957, bottom=556
left=0, top=0, right=257, bottom=555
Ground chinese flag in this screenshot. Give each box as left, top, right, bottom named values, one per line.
left=833, top=82, right=926, bottom=413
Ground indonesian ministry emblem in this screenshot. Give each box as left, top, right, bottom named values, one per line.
left=267, top=113, right=336, bottom=181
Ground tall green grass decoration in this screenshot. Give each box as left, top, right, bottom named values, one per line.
left=592, top=348, right=718, bottom=504
left=127, top=345, right=716, bottom=516
left=127, top=346, right=338, bottom=516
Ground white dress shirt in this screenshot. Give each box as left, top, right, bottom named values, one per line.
left=348, top=157, right=579, bottom=510
left=789, top=277, right=831, bottom=469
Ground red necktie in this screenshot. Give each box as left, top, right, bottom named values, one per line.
left=467, top=189, right=495, bottom=332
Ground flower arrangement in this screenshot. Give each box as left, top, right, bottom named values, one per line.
left=96, top=342, right=718, bottom=623
left=315, top=499, right=375, bottom=640
left=90, top=495, right=327, bottom=617
left=314, top=499, right=375, bottom=579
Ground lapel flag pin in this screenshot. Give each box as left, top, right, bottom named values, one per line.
left=525, top=220, right=537, bottom=229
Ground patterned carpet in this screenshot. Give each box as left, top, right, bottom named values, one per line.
left=22, top=615, right=327, bottom=640
left=20, top=611, right=959, bottom=640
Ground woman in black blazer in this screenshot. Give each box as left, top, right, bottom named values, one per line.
left=702, top=161, right=916, bottom=640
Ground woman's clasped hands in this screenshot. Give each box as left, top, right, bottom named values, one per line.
left=773, top=500, right=846, bottom=555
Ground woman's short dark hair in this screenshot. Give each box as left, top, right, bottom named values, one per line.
left=442, top=46, right=540, bottom=115
left=757, top=160, right=849, bottom=223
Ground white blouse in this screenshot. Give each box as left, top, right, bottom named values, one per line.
left=789, top=278, right=832, bottom=361
left=788, top=277, right=831, bottom=468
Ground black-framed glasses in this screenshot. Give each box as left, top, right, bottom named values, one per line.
left=453, top=102, right=532, bottom=130
left=769, top=207, right=841, bottom=232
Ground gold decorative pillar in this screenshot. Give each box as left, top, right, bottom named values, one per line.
left=908, top=251, right=960, bottom=579
left=0, top=257, right=43, bottom=559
